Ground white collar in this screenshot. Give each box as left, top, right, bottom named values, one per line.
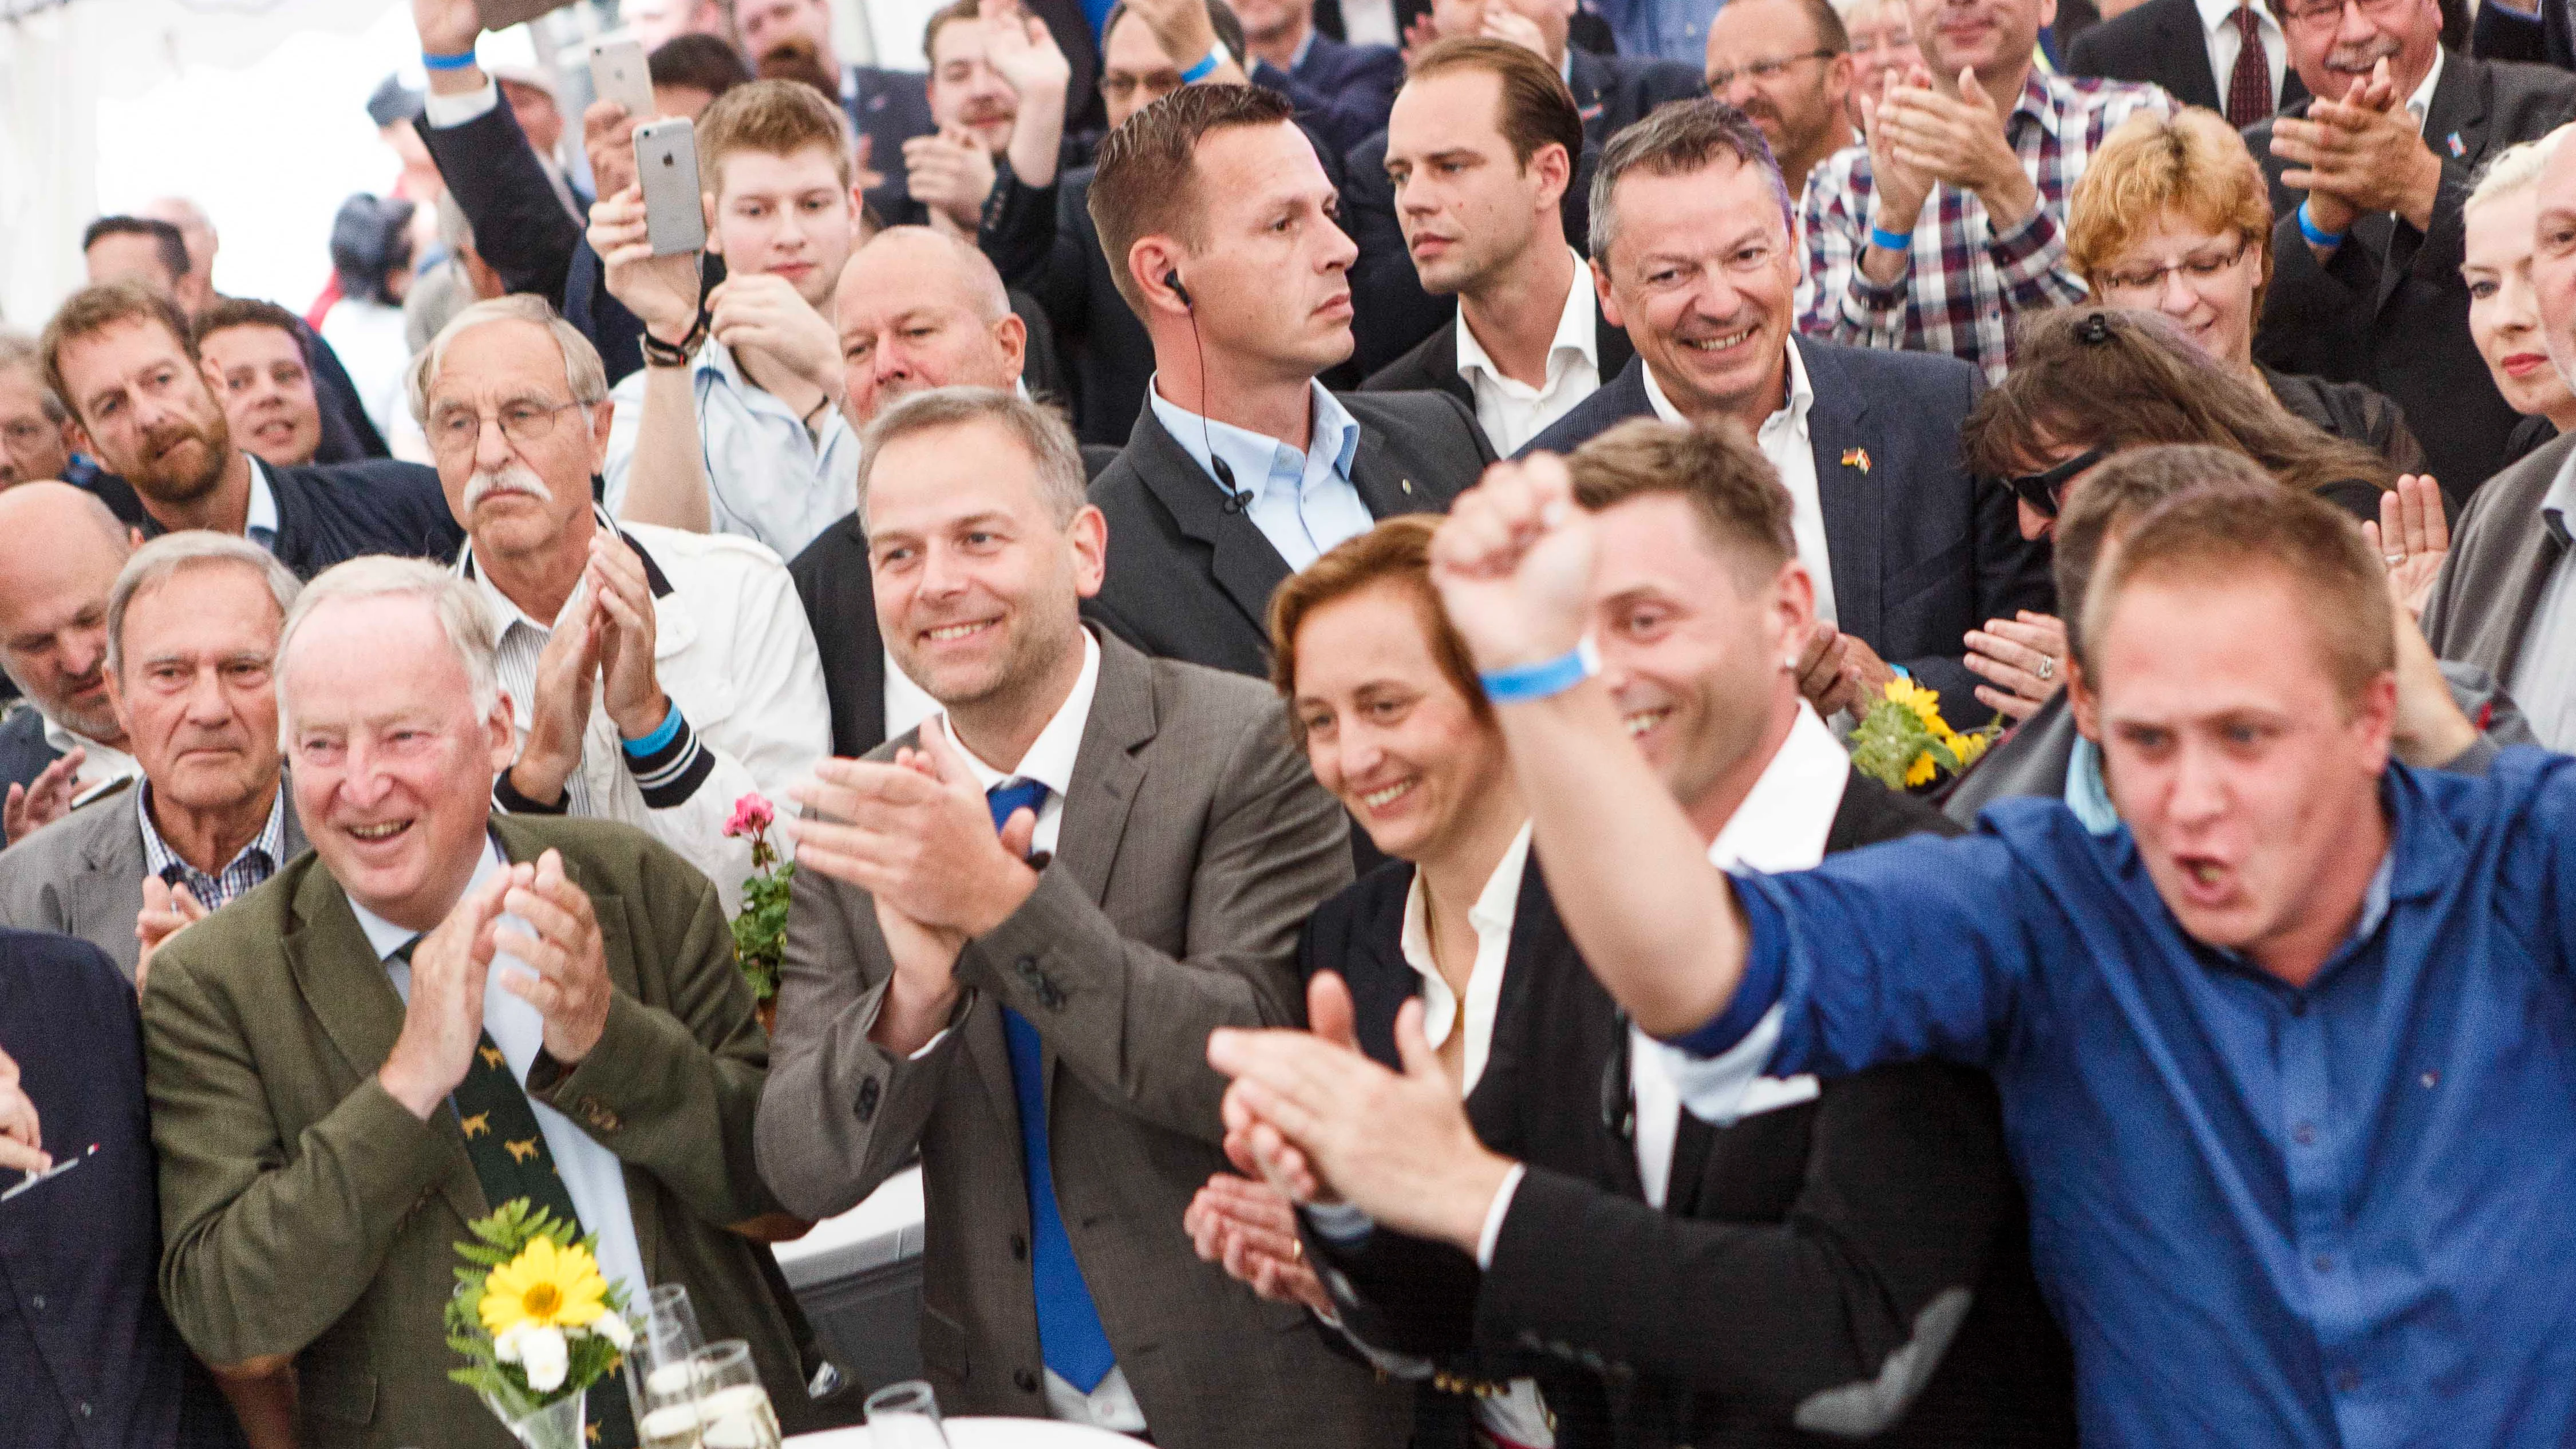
left=935, top=629, right=1103, bottom=802
left=1641, top=335, right=1814, bottom=432
left=1455, top=248, right=1599, bottom=388
left=2407, top=46, right=2445, bottom=124
left=1398, top=822, right=1534, bottom=990
left=2194, top=0, right=2278, bottom=34
left=244, top=455, right=280, bottom=539
left=1706, top=701, right=1849, bottom=872
left=349, top=834, right=505, bottom=959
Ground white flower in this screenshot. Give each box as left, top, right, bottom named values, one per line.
left=519, top=1325, right=570, bottom=1393
left=493, top=1322, right=530, bottom=1364
left=594, top=1310, right=634, bottom=1352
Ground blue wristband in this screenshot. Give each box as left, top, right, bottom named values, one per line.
left=1478, top=639, right=1598, bottom=705
left=422, top=48, right=478, bottom=72
left=2295, top=200, right=2346, bottom=249
left=1179, top=45, right=1225, bottom=82
left=1868, top=223, right=1912, bottom=253
left=621, top=703, right=684, bottom=757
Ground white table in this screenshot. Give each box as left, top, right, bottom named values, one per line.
left=788, top=1418, right=1137, bottom=1447
left=772, top=1166, right=924, bottom=1290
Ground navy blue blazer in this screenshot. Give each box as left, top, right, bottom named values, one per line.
left=844, top=66, right=938, bottom=225
left=1254, top=35, right=1405, bottom=159
left=0, top=710, right=59, bottom=843
left=1522, top=342, right=2051, bottom=719
left=139, top=460, right=464, bottom=581
left=0, top=928, right=244, bottom=1448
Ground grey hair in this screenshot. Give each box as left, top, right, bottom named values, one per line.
left=0, top=333, right=67, bottom=424
left=275, top=556, right=500, bottom=744
left=106, top=532, right=302, bottom=677
left=2467, top=123, right=2574, bottom=215
left=406, top=294, right=610, bottom=426
left=857, top=387, right=1088, bottom=527
left=1589, top=97, right=1795, bottom=263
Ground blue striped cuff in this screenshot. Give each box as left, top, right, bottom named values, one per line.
left=621, top=709, right=714, bottom=809
left=1658, top=876, right=1789, bottom=1059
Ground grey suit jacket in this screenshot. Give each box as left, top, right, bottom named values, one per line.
left=0, top=781, right=307, bottom=981
left=2424, top=430, right=2573, bottom=683
left=756, top=628, right=1406, bottom=1449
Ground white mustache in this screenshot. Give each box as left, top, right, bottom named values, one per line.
left=463, top=464, right=554, bottom=510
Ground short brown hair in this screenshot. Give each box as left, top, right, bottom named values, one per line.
left=1590, top=97, right=1791, bottom=259
left=193, top=295, right=306, bottom=350
left=696, top=76, right=854, bottom=195
left=1267, top=514, right=1487, bottom=739
left=1563, top=417, right=1796, bottom=587
left=1087, top=82, right=1298, bottom=315
left=40, top=280, right=197, bottom=425
left=2067, top=110, right=2273, bottom=314
left=2055, top=444, right=2274, bottom=670
left=2081, top=485, right=2394, bottom=708
left=923, top=0, right=985, bottom=61
left=1405, top=38, right=1584, bottom=171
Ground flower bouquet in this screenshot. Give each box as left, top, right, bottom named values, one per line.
left=1850, top=678, right=1998, bottom=793
left=724, top=793, right=794, bottom=1023
left=447, top=1199, right=635, bottom=1449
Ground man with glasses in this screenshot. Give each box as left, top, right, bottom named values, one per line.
left=2245, top=0, right=2575, bottom=497
left=410, top=295, right=829, bottom=914
left=1705, top=0, right=1855, bottom=199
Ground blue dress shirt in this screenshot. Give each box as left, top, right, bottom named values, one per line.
left=1669, top=751, right=2576, bottom=1447
left=1147, top=378, right=1374, bottom=571
left=1582, top=0, right=1723, bottom=66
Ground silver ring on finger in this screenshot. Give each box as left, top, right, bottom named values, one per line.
left=2034, top=655, right=2056, bottom=683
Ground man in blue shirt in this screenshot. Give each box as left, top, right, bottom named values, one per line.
left=1227, top=458, right=2576, bottom=1447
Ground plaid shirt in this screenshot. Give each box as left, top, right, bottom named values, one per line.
left=1797, top=71, right=2172, bottom=381
left=137, top=783, right=287, bottom=912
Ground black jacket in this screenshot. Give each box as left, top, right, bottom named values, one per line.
left=1304, top=775, right=2076, bottom=1448
left=843, top=66, right=939, bottom=226
left=1253, top=35, right=1406, bottom=159
left=1086, top=390, right=1494, bottom=677
left=2260, top=364, right=2424, bottom=471
left=2063, top=0, right=2308, bottom=113
left=139, top=459, right=463, bottom=579
left=2246, top=50, right=2576, bottom=502
left=0, top=710, right=60, bottom=843
left=1358, top=287, right=1637, bottom=451
left=788, top=444, right=1120, bottom=759
left=1524, top=344, right=2053, bottom=719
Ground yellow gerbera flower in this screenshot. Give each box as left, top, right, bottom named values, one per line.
left=1953, top=729, right=1993, bottom=769
left=1884, top=678, right=1947, bottom=734
left=1903, top=751, right=1938, bottom=787
left=480, top=1235, right=610, bottom=1337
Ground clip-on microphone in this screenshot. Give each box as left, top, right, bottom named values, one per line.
left=1170, top=269, right=1254, bottom=515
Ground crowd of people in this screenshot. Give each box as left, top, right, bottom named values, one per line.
left=3, top=0, right=2576, bottom=1442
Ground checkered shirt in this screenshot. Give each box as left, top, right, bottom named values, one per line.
left=1797, top=71, right=2173, bottom=381
left=137, top=783, right=287, bottom=912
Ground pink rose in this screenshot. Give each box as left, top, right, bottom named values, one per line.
left=724, top=793, right=775, bottom=840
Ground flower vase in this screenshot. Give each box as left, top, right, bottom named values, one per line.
left=493, top=1389, right=586, bottom=1449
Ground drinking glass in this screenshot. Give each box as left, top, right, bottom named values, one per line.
left=629, top=1285, right=711, bottom=1449
left=688, top=1341, right=783, bottom=1449
left=863, top=1380, right=953, bottom=1449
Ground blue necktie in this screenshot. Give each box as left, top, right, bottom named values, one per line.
left=985, top=779, right=1118, bottom=1393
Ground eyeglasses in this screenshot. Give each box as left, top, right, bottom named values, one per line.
left=2003, top=449, right=2104, bottom=519
left=2093, top=239, right=2252, bottom=299
left=1705, top=49, right=1839, bottom=89
left=2277, top=0, right=2412, bottom=29
left=1100, top=71, right=1182, bottom=105
left=426, top=398, right=584, bottom=459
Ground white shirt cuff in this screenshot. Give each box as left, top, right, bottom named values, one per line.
left=422, top=79, right=501, bottom=129
left=1472, top=1162, right=1528, bottom=1270
left=1650, top=1002, right=1788, bottom=1128
left=1304, top=1198, right=1377, bottom=1245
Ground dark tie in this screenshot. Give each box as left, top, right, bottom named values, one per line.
left=391, top=938, right=639, bottom=1448
left=982, top=780, right=1119, bottom=1394
left=2226, top=6, right=2274, bottom=128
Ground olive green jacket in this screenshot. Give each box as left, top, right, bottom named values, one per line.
left=142, top=815, right=799, bottom=1448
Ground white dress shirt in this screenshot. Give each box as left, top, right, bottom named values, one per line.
left=39, top=716, right=139, bottom=806
left=1398, top=826, right=1534, bottom=1096
left=880, top=647, right=943, bottom=745
left=2408, top=46, right=2445, bottom=130
left=2508, top=449, right=2576, bottom=749
left=357, top=838, right=650, bottom=1313
left=1147, top=378, right=1377, bottom=571
left=243, top=458, right=280, bottom=552
left=1642, top=341, right=1836, bottom=625
left=603, top=336, right=860, bottom=562
left=1455, top=251, right=1604, bottom=456
left=2196, top=0, right=2286, bottom=117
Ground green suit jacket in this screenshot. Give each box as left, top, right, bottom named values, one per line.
left=142, top=815, right=800, bottom=1448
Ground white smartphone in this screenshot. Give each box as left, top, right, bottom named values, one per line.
left=588, top=34, right=657, bottom=121
left=633, top=117, right=709, bottom=256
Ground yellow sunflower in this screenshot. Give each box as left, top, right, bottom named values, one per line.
left=1883, top=677, right=1947, bottom=732
left=479, top=1235, right=610, bottom=1337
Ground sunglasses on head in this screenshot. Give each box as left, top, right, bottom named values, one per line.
left=2004, top=449, right=2105, bottom=519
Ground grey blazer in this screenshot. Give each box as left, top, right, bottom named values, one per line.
left=2423, top=430, right=2574, bottom=684
left=0, top=782, right=308, bottom=981
left=755, top=628, right=1407, bottom=1449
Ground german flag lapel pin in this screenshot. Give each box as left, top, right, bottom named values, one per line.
left=1841, top=447, right=1872, bottom=473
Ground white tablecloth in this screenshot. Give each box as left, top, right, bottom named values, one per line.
left=771, top=1166, right=924, bottom=1290
left=788, top=1418, right=1137, bottom=1447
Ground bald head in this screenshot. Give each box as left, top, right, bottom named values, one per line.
left=0, top=483, right=136, bottom=741
left=835, top=226, right=1030, bottom=428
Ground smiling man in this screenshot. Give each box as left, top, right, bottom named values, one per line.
left=1081, top=84, right=1493, bottom=678
left=193, top=299, right=325, bottom=470
left=1394, top=459, right=2576, bottom=1445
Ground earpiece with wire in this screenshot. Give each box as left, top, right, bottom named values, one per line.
left=1169, top=269, right=1254, bottom=516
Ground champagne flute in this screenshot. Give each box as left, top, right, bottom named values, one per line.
left=863, top=1380, right=953, bottom=1449
left=630, top=1285, right=710, bottom=1449
left=688, top=1341, right=782, bottom=1449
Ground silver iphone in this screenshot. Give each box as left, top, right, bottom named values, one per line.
left=588, top=34, right=657, bottom=120
left=633, top=117, right=708, bottom=256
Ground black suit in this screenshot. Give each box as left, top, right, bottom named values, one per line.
left=842, top=66, right=938, bottom=225
left=0, top=710, right=60, bottom=843
left=1359, top=285, right=1636, bottom=452
left=1252, top=35, right=1406, bottom=158
left=787, top=445, right=1120, bottom=759
left=1565, top=48, right=1710, bottom=140
left=1524, top=344, right=2052, bottom=716
left=2470, top=0, right=2573, bottom=69
left=137, top=459, right=463, bottom=580
left=2246, top=50, right=2576, bottom=500
left=1304, top=777, right=2076, bottom=1448
left=2063, top=0, right=2306, bottom=114
left=1087, top=392, right=1494, bottom=676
